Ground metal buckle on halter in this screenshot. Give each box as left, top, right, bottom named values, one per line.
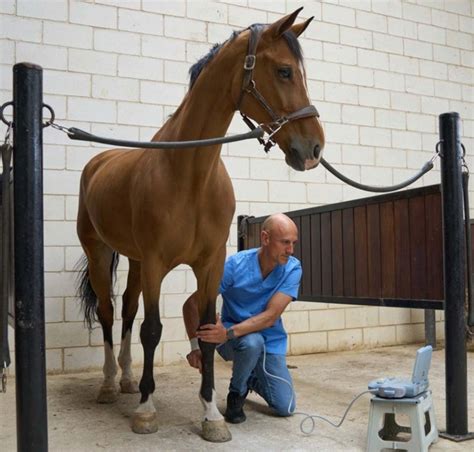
left=262, top=117, right=289, bottom=139
left=260, top=117, right=289, bottom=153
left=244, top=80, right=256, bottom=93
left=244, top=55, right=256, bottom=70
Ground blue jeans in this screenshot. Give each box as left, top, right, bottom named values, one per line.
left=217, top=332, right=295, bottom=416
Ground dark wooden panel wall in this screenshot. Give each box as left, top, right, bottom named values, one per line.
left=239, top=185, right=444, bottom=308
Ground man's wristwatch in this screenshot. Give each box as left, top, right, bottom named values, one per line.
left=226, top=328, right=236, bottom=340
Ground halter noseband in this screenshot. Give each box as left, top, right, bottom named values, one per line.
left=237, top=24, right=320, bottom=153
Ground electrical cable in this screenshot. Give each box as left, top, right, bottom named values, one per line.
left=261, top=343, right=296, bottom=415
left=261, top=344, right=374, bottom=434
left=293, top=390, right=374, bottom=434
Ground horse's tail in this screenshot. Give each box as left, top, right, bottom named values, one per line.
left=76, top=251, right=120, bottom=330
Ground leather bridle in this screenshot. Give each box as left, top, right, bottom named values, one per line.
left=237, top=24, right=320, bottom=153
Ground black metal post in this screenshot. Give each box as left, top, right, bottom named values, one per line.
left=13, top=63, right=48, bottom=451
left=439, top=112, right=473, bottom=441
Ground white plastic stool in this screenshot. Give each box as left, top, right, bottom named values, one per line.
left=366, top=391, right=438, bottom=452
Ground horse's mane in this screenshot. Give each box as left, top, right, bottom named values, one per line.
left=188, top=24, right=304, bottom=89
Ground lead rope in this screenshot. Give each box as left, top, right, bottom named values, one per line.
left=320, top=148, right=439, bottom=193
left=51, top=123, right=265, bottom=149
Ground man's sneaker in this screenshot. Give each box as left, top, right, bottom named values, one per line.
left=224, top=391, right=247, bottom=424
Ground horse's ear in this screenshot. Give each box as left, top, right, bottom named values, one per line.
left=291, top=16, right=314, bottom=38
left=266, top=7, right=304, bottom=39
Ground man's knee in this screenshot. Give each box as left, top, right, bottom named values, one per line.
left=271, top=396, right=296, bottom=417
left=235, top=333, right=264, bottom=354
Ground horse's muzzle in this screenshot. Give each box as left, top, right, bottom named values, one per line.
left=287, top=141, right=323, bottom=171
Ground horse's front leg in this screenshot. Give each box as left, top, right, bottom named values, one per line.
left=198, top=313, right=230, bottom=442
left=194, top=254, right=232, bottom=442
left=118, top=258, right=141, bottom=394
left=131, top=261, right=164, bottom=434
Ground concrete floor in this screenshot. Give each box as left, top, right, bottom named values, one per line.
left=1, top=344, right=473, bottom=451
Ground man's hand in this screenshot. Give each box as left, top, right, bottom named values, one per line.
left=196, top=314, right=227, bottom=344
left=186, top=349, right=202, bottom=373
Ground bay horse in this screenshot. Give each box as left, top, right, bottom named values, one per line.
left=77, top=7, right=325, bottom=442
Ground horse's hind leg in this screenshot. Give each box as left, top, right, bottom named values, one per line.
left=78, top=197, right=119, bottom=403
left=118, top=258, right=141, bottom=394
left=193, top=247, right=232, bottom=442
left=86, top=241, right=119, bottom=403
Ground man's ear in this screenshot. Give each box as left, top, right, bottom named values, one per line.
left=261, top=229, right=270, bottom=245
left=291, top=16, right=314, bottom=38
left=265, top=7, right=303, bottom=40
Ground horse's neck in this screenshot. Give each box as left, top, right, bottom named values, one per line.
left=166, top=90, right=234, bottom=142
left=151, top=56, right=239, bottom=178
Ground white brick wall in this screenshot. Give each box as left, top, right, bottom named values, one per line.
left=1, top=0, right=472, bottom=373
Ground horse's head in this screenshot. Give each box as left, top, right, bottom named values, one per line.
left=234, top=8, right=325, bottom=171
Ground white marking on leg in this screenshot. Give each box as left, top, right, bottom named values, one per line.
left=118, top=330, right=134, bottom=382
left=135, top=397, right=156, bottom=414
left=103, top=341, right=118, bottom=387
left=200, top=389, right=224, bottom=422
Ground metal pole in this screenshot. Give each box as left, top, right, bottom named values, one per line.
left=13, top=62, right=48, bottom=451
left=439, top=112, right=473, bottom=441
left=424, top=309, right=436, bottom=348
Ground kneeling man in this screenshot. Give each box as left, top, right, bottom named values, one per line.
left=183, top=213, right=302, bottom=423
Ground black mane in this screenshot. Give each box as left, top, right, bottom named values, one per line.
left=188, top=25, right=304, bottom=89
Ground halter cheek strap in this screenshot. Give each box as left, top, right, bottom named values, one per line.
left=237, top=24, right=263, bottom=107
left=237, top=25, right=320, bottom=153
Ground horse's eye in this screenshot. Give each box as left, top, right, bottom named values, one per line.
left=278, top=67, right=292, bottom=79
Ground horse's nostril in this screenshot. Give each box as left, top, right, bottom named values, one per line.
left=313, top=143, right=321, bottom=159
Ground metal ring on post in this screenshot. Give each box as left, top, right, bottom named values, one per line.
left=436, top=140, right=443, bottom=158
left=42, top=103, right=55, bottom=128
left=0, top=101, right=13, bottom=126
left=1, top=102, right=56, bottom=128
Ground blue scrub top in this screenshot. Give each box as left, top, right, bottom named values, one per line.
left=219, top=248, right=302, bottom=355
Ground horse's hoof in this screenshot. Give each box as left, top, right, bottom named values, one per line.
left=96, top=386, right=119, bottom=404
left=132, top=412, right=158, bottom=434
left=120, top=379, right=139, bottom=394
left=202, top=419, right=232, bottom=442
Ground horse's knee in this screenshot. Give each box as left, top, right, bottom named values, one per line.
left=140, top=317, right=162, bottom=348
left=200, top=340, right=216, bottom=352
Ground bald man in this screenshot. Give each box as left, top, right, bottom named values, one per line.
left=182, top=213, right=302, bottom=424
